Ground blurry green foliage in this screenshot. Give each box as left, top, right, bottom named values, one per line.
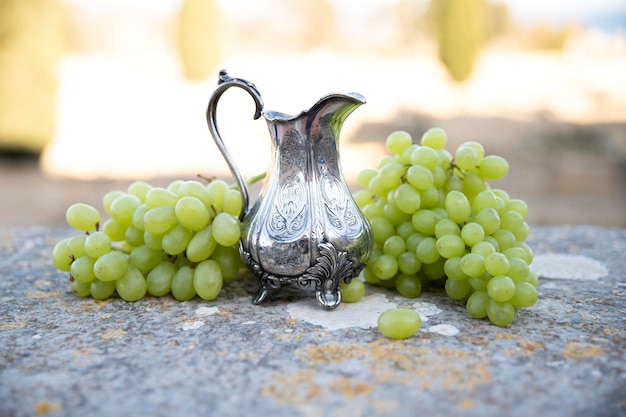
left=178, top=0, right=221, bottom=81
left=0, top=0, right=68, bottom=153
left=428, top=0, right=487, bottom=82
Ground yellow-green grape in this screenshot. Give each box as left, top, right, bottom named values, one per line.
left=443, top=257, right=468, bottom=281
left=143, top=206, right=177, bottom=235
left=393, top=184, right=421, bottom=214
left=340, top=279, right=366, bottom=303
left=146, top=262, right=176, bottom=297
left=383, top=235, right=406, bottom=258
left=420, top=127, right=447, bottom=150
left=71, top=280, right=91, bottom=298
left=127, top=181, right=152, bottom=202
left=416, top=237, right=440, bottom=264
left=378, top=308, right=421, bottom=339
left=193, top=260, right=223, bottom=301
left=487, top=299, right=515, bottom=327
left=212, top=213, right=241, bottom=247
left=66, top=203, right=101, bottom=232
left=466, top=290, right=489, bottom=318
left=171, top=266, right=196, bottom=301
left=90, top=279, right=116, bottom=300
left=84, top=231, right=111, bottom=259
left=210, top=244, right=244, bottom=281
left=487, top=275, right=516, bottom=302
left=395, top=273, right=422, bottom=298
left=178, top=180, right=212, bottom=207
left=405, top=165, right=434, bottom=191
left=474, top=208, right=501, bottom=235
left=460, top=253, right=486, bottom=277
left=445, top=277, right=471, bottom=300
left=93, top=250, right=128, bottom=282
left=129, top=245, right=163, bottom=274
left=187, top=225, right=218, bottom=263
left=357, top=168, right=377, bottom=189
left=175, top=196, right=211, bottom=231
left=206, top=179, right=229, bottom=211
left=510, top=282, right=538, bottom=307
left=125, top=225, right=144, bottom=247
left=484, top=252, right=510, bottom=276
left=110, top=194, right=142, bottom=225
left=445, top=190, right=471, bottom=224
left=116, top=265, right=147, bottom=302
left=167, top=180, right=185, bottom=194
left=52, top=238, right=73, bottom=272
left=70, top=256, right=96, bottom=283
left=479, top=155, right=509, bottom=180
left=145, top=188, right=178, bottom=208
left=386, top=130, right=413, bottom=155
left=508, top=257, right=530, bottom=282
left=398, top=251, right=421, bottom=275
left=101, top=218, right=127, bottom=242
left=103, top=190, right=124, bottom=215
left=131, top=204, right=149, bottom=231
left=222, top=189, right=243, bottom=217
left=435, top=234, right=466, bottom=259
left=435, top=218, right=460, bottom=239
left=461, top=222, right=485, bottom=247
left=454, top=145, right=479, bottom=171
left=162, top=223, right=193, bottom=256
left=410, top=146, right=439, bottom=169
left=372, top=254, right=398, bottom=280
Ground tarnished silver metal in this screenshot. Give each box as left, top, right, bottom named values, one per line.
left=206, top=70, right=372, bottom=310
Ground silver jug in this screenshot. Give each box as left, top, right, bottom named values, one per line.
left=206, top=70, right=372, bottom=309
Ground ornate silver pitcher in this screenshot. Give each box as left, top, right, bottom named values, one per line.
left=206, top=70, right=372, bottom=309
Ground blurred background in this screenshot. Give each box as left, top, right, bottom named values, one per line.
left=1, top=0, right=625, bottom=227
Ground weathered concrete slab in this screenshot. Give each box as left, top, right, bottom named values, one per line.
left=0, top=226, right=624, bottom=417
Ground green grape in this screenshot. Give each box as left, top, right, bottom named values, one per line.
left=145, top=188, right=178, bottom=208
left=493, top=189, right=510, bottom=203
left=101, top=218, right=127, bottom=242
left=466, top=290, right=489, bottom=318
left=210, top=244, right=243, bottom=281
left=146, top=262, right=176, bottom=297
left=415, top=237, right=440, bottom=264
left=223, top=189, right=243, bottom=217
left=472, top=190, right=498, bottom=212
left=471, top=241, right=496, bottom=258
left=131, top=204, right=149, bottom=231
left=487, top=275, right=515, bottom=302
left=212, top=213, right=242, bottom=247
left=421, top=127, right=447, bottom=150
left=206, top=180, right=229, bottom=211
left=52, top=238, right=73, bottom=272
left=435, top=234, right=466, bottom=259
left=445, top=277, right=471, bottom=300
left=487, top=299, right=515, bottom=327
left=462, top=141, right=485, bottom=160
left=70, top=256, right=96, bottom=283
left=370, top=217, right=395, bottom=245
left=162, top=223, right=193, bottom=256
left=102, top=190, right=124, bottom=215
left=90, top=278, right=116, bottom=300
left=193, top=260, right=223, bottom=301
left=398, top=251, right=421, bottom=275
left=71, top=279, right=91, bottom=297
left=412, top=209, right=439, bottom=235
left=125, top=225, right=144, bottom=247
left=443, top=257, right=468, bottom=281
left=178, top=180, right=212, bottom=207
left=171, top=266, right=196, bottom=301
left=445, top=175, right=463, bottom=193
left=493, top=229, right=516, bottom=251
left=352, top=190, right=374, bottom=209
left=176, top=196, right=211, bottom=231
left=479, top=155, right=509, bottom=180
left=513, top=222, right=530, bottom=241
left=372, top=254, right=398, bottom=280
left=454, top=146, right=479, bottom=171
left=362, top=267, right=380, bottom=285
left=84, top=231, right=111, bottom=259
left=357, top=168, right=378, bottom=189
left=167, top=180, right=185, bottom=194
left=460, top=253, right=486, bottom=277
left=396, top=221, right=416, bottom=240
left=116, top=265, right=147, bottom=302
left=419, top=185, right=440, bottom=208
left=67, top=235, right=87, bottom=258
left=411, top=146, right=439, bottom=169
left=474, top=208, right=501, bottom=235
left=399, top=144, right=419, bottom=165
left=406, top=232, right=426, bottom=252
left=94, top=250, right=128, bottom=282
left=143, top=206, right=177, bottom=235
left=485, top=253, right=511, bottom=276
left=445, top=190, right=471, bottom=224
left=367, top=175, right=389, bottom=198
left=525, top=271, right=538, bottom=287
left=187, top=225, right=218, bottom=263
left=143, top=231, right=164, bottom=251
left=435, top=218, right=460, bottom=239
left=405, top=165, right=434, bottom=191
left=378, top=155, right=397, bottom=167
left=378, top=162, right=405, bottom=189
left=500, top=211, right=524, bottom=233
left=518, top=241, right=535, bottom=264
left=110, top=194, right=142, bottom=224
left=483, top=236, right=500, bottom=252
left=511, top=282, right=538, bottom=307
left=378, top=308, right=421, bottom=340
left=394, top=184, right=421, bottom=214
left=340, top=279, right=366, bottom=303
left=129, top=245, right=163, bottom=274
left=422, top=257, right=446, bottom=281
left=461, top=222, right=485, bottom=247
left=468, top=273, right=490, bottom=291
left=383, top=235, right=406, bottom=258
left=383, top=202, right=411, bottom=226
left=386, top=130, right=413, bottom=155
left=362, top=202, right=384, bottom=221
left=127, top=181, right=152, bottom=202
left=462, top=172, right=488, bottom=197
left=437, top=149, right=453, bottom=168
left=395, top=273, right=422, bottom=298
left=508, top=257, right=530, bottom=282
left=66, top=203, right=101, bottom=232
left=506, top=198, right=529, bottom=218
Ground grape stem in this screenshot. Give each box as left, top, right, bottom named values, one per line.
left=230, top=172, right=267, bottom=190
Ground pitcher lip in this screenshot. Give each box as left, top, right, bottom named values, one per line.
left=262, top=92, right=366, bottom=122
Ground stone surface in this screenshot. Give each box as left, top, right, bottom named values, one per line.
left=1, top=225, right=625, bottom=417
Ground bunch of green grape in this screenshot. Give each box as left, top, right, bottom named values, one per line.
left=353, top=128, right=538, bottom=327
left=52, top=179, right=246, bottom=302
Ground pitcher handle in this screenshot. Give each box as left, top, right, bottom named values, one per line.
left=206, top=70, right=264, bottom=220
